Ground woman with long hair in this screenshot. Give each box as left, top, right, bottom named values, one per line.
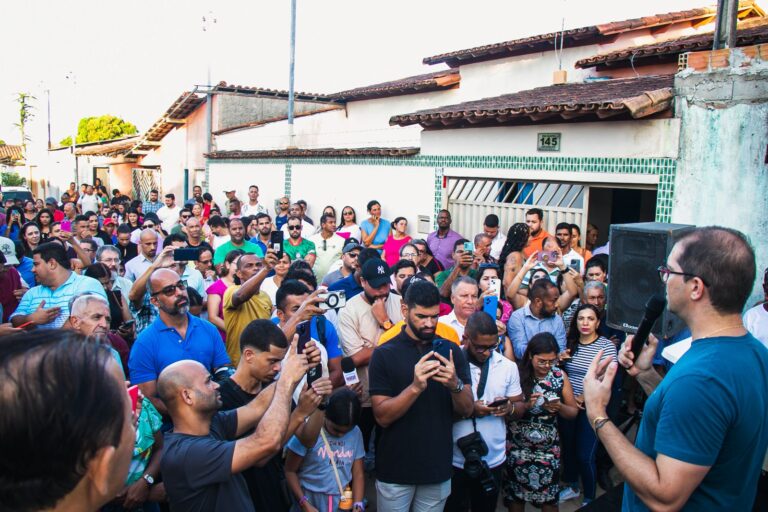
left=381, top=217, right=411, bottom=266
left=22, top=200, right=37, bottom=222
left=360, top=200, right=390, bottom=251
left=499, top=223, right=530, bottom=294
left=412, top=238, right=443, bottom=275
left=206, top=249, right=245, bottom=341
left=337, top=205, right=361, bottom=241
left=569, top=224, right=592, bottom=262
left=559, top=304, right=617, bottom=506
left=477, top=263, right=513, bottom=323
left=504, top=333, right=579, bottom=512
left=19, top=222, right=41, bottom=257
left=36, top=209, right=54, bottom=241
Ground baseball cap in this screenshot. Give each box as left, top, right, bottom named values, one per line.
left=46, top=197, right=58, bottom=205
left=103, top=219, right=115, bottom=227
left=342, top=242, right=363, bottom=254
left=0, top=237, right=19, bottom=265
left=361, top=258, right=391, bottom=288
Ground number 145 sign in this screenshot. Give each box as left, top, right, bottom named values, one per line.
left=537, top=133, right=561, bottom=152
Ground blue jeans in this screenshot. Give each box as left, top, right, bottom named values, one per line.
left=560, top=409, right=598, bottom=500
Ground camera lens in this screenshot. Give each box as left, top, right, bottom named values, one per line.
left=326, top=294, right=338, bottom=308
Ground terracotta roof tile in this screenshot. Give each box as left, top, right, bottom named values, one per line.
left=206, top=147, right=420, bottom=159
left=213, top=82, right=337, bottom=103
left=0, top=144, right=23, bottom=164
left=74, top=136, right=141, bottom=157
left=576, top=18, right=768, bottom=68
left=328, top=70, right=460, bottom=101
left=422, top=2, right=763, bottom=67
left=390, top=75, right=674, bottom=128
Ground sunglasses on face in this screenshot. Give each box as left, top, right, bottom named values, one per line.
left=151, top=281, right=186, bottom=297
left=288, top=225, right=302, bottom=231
left=143, top=224, right=155, bottom=228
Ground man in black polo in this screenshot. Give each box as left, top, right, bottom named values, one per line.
left=369, top=280, right=473, bottom=511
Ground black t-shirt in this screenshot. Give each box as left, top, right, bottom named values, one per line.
left=219, top=378, right=291, bottom=512
left=161, top=410, right=254, bottom=512
left=188, top=240, right=214, bottom=256
left=117, top=242, right=138, bottom=263
left=368, top=330, right=472, bottom=485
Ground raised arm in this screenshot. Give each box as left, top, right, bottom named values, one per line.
left=231, top=250, right=277, bottom=308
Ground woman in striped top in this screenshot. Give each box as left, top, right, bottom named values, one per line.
left=559, top=303, right=617, bottom=506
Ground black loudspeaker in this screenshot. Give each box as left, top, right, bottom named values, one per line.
left=607, top=222, right=695, bottom=339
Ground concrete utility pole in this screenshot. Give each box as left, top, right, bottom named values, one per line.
left=202, top=11, right=217, bottom=162
left=287, top=0, right=297, bottom=149
left=712, top=0, right=739, bottom=50
left=65, top=71, right=78, bottom=184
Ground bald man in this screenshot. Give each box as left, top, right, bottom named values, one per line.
left=125, top=229, right=159, bottom=281
left=158, top=341, right=311, bottom=512
left=128, top=266, right=230, bottom=417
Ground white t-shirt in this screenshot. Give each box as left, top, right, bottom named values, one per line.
left=452, top=351, right=522, bottom=469
left=78, top=193, right=100, bottom=215
left=490, top=232, right=507, bottom=261
left=260, top=276, right=279, bottom=305
left=562, top=248, right=586, bottom=275
left=212, top=235, right=231, bottom=250
left=744, top=304, right=768, bottom=349
left=439, top=310, right=466, bottom=339
left=337, top=224, right=362, bottom=242
left=156, top=205, right=182, bottom=233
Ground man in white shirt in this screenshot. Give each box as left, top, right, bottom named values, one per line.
left=555, top=222, right=585, bottom=275
left=241, top=185, right=267, bottom=216
left=449, top=311, right=525, bottom=512
left=156, top=193, right=182, bottom=233
left=77, top=184, right=101, bottom=215
left=124, top=229, right=158, bottom=282
left=439, top=276, right=479, bottom=339
left=744, top=268, right=768, bottom=348
left=309, top=213, right=345, bottom=282
left=483, top=214, right=507, bottom=262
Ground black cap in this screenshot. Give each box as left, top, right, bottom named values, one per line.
left=361, top=258, right=391, bottom=288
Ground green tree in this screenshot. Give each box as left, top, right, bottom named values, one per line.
left=1, top=172, right=27, bottom=186
left=0, top=139, right=5, bottom=145
left=14, top=92, right=35, bottom=159
left=59, top=115, right=137, bottom=146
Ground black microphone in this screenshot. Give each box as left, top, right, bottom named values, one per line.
left=631, top=294, right=666, bottom=360
left=341, top=356, right=359, bottom=386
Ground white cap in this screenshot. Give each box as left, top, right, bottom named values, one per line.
left=0, top=236, right=19, bottom=265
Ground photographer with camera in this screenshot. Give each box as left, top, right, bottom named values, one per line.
left=447, top=311, right=524, bottom=512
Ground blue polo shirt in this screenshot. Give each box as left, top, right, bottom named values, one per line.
left=128, top=313, right=231, bottom=385
left=328, top=274, right=363, bottom=300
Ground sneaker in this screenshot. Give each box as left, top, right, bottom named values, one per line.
left=559, top=487, right=581, bottom=503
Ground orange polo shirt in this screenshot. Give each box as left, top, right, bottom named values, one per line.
left=378, top=321, right=460, bottom=346
left=523, top=229, right=550, bottom=258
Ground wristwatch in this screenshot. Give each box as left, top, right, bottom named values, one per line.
left=451, top=380, right=464, bottom=394
left=382, top=320, right=393, bottom=330
left=143, top=474, right=154, bottom=486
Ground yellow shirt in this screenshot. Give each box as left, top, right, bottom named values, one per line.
left=378, top=321, right=460, bottom=346
left=223, top=285, right=273, bottom=365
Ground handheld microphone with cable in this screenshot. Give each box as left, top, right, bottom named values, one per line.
left=631, top=294, right=667, bottom=360
left=341, top=356, right=360, bottom=386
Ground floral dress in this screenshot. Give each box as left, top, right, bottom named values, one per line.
left=503, top=366, right=565, bottom=506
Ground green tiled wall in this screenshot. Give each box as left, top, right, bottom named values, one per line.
left=210, top=155, right=676, bottom=223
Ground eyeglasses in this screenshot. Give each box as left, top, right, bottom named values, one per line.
left=143, top=224, right=155, bottom=228
left=288, top=225, right=302, bottom=231
left=657, top=265, right=709, bottom=286
left=151, top=281, right=186, bottom=297
left=401, top=252, right=418, bottom=258
left=535, top=358, right=557, bottom=367
left=343, top=211, right=353, bottom=215
left=472, top=341, right=499, bottom=354
left=346, top=252, right=359, bottom=259
left=181, top=215, right=191, bottom=219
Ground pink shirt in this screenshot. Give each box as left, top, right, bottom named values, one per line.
left=382, top=235, right=412, bottom=267
left=206, top=279, right=229, bottom=340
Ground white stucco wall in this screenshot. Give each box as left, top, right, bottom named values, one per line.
left=215, top=89, right=463, bottom=152
left=288, top=164, right=436, bottom=237
left=422, top=119, right=680, bottom=159
left=207, top=162, right=286, bottom=213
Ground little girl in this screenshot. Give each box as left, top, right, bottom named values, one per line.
left=286, top=388, right=365, bottom=512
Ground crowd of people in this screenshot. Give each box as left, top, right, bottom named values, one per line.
left=0, top=181, right=766, bottom=512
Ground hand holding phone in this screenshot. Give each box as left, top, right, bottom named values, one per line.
left=127, top=385, right=140, bottom=414
left=487, top=397, right=509, bottom=408
left=270, top=231, right=284, bottom=259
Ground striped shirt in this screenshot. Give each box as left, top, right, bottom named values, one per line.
left=10, top=272, right=107, bottom=329
left=564, top=336, right=617, bottom=396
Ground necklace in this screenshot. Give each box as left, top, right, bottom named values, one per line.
left=695, top=323, right=745, bottom=341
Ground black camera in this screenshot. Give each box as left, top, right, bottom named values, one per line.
left=456, top=431, right=497, bottom=495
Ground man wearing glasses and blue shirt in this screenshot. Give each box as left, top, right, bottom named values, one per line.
left=129, top=267, right=230, bottom=417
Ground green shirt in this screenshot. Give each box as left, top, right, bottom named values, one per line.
left=284, top=238, right=317, bottom=262
left=213, top=240, right=264, bottom=265
left=125, top=398, right=163, bottom=485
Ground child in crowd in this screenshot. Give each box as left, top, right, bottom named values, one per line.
left=285, top=388, right=365, bottom=512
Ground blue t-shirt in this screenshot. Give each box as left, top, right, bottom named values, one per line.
left=360, top=219, right=389, bottom=249
left=624, top=334, right=768, bottom=511
left=328, top=274, right=363, bottom=300
left=128, top=313, right=231, bottom=385
left=271, top=316, right=342, bottom=359
left=286, top=426, right=365, bottom=495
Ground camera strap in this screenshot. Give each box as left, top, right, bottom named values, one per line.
left=464, top=349, right=490, bottom=432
